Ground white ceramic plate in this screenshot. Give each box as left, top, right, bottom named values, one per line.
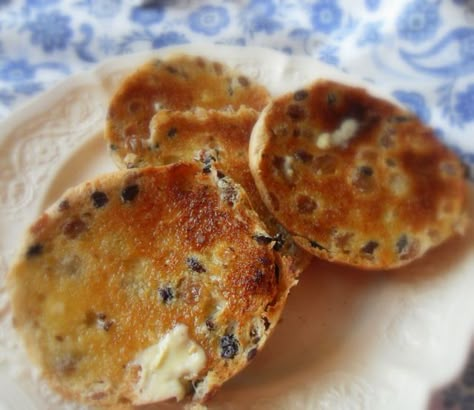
left=0, top=44, right=473, bottom=410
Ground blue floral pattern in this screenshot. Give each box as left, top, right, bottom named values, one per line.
left=26, top=12, right=72, bottom=52
left=240, top=0, right=284, bottom=36
left=460, top=30, right=474, bottom=61
left=0, top=59, right=35, bottom=82
left=365, top=0, right=381, bottom=11
left=130, top=5, right=164, bottom=26
left=245, top=0, right=275, bottom=16
left=311, top=0, right=343, bottom=34
left=397, top=0, right=441, bottom=43
left=393, top=90, right=431, bottom=122
left=77, top=0, right=122, bottom=18
left=189, top=5, right=229, bottom=36
left=26, top=0, right=58, bottom=7
left=455, top=84, right=474, bottom=123
left=357, top=22, right=383, bottom=46
left=152, top=31, right=188, bottom=49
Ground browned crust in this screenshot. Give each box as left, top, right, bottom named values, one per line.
left=116, top=106, right=312, bottom=274
left=104, top=54, right=271, bottom=169
left=249, top=80, right=469, bottom=270
left=8, top=163, right=297, bottom=407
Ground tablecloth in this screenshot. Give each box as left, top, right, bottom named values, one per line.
left=0, top=1, right=473, bottom=409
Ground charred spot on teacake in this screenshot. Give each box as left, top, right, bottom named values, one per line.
left=121, top=184, right=139, bottom=202
left=249, top=326, right=259, bottom=339
left=96, top=313, right=114, bottom=331
left=238, top=75, right=250, bottom=87
left=85, top=311, right=114, bottom=331
left=205, top=319, right=215, bottom=331
left=247, top=348, right=258, bottom=361
left=58, top=199, right=70, bottom=211
left=253, top=234, right=273, bottom=245
left=396, top=234, right=409, bottom=254
left=186, top=256, right=206, bottom=273
left=220, top=334, right=239, bottom=359
left=390, top=114, right=414, bottom=123
left=158, top=287, right=174, bottom=303
left=327, top=91, right=337, bottom=106
left=353, top=166, right=376, bottom=193
left=294, top=149, right=313, bottom=163
left=253, top=269, right=265, bottom=284
left=91, top=191, right=108, bottom=208
left=63, top=218, right=87, bottom=239
left=258, top=255, right=272, bottom=266
left=220, top=182, right=238, bottom=206
left=297, top=195, right=317, bottom=214
left=55, top=354, right=81, bottom=376
left=358, top=166, right=374, bottom=177
left=199, top=150, right=216, bottom=165
left=272, top=233, right=285, bottom=251
left=166, top=65, right=178, bottom=74
left=272, top=155, right=284, bottom=171
left=361, top=240, right=379, bottom=255
left=293, top=89, right=309, bottom=101
left=310, top=240, right=326, bottom=251
left=167, top=127, right=177, bottom=138
left=274, top=264, right=280, bottom=283
left=460, top=161, right=471, bottom=180
left=26, top=243, right=43, bottom=258
left=287, top=104, right=306, bottom=121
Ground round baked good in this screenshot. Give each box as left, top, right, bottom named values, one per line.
left=105, top=53, right=271, bottom=167
left=249, top=79, right=469, bottom=270
left=120, top=106, right=312, bottom=275
left=7, top=163, right=296, bottom=407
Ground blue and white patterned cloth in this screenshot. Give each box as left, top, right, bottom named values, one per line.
left=0, top=1, right=473, bottom=408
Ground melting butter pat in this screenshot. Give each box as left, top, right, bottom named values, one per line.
left=315, top=118, right=359, bottom=149
left=132, top=324, right=206, bottom=403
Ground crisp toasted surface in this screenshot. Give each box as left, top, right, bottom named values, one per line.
left=104, top=53, right=310, bottom=274
left=146, top=108, right=261, bottom=216
left=115, top=106, right=258, bottom=171
left=116, top=106, right=312, bottom=274
left=105, top=54, right=271, bottom=165
left=249, top=80, right=469, bottom=270
left=8, top=163, right=296, bottom=407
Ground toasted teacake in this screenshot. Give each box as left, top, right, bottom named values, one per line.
left=249, top=79, right=469, bottom=270
left=8, top=162, right=296, bottom=407
left=105, top=54, right=271, bottom=170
